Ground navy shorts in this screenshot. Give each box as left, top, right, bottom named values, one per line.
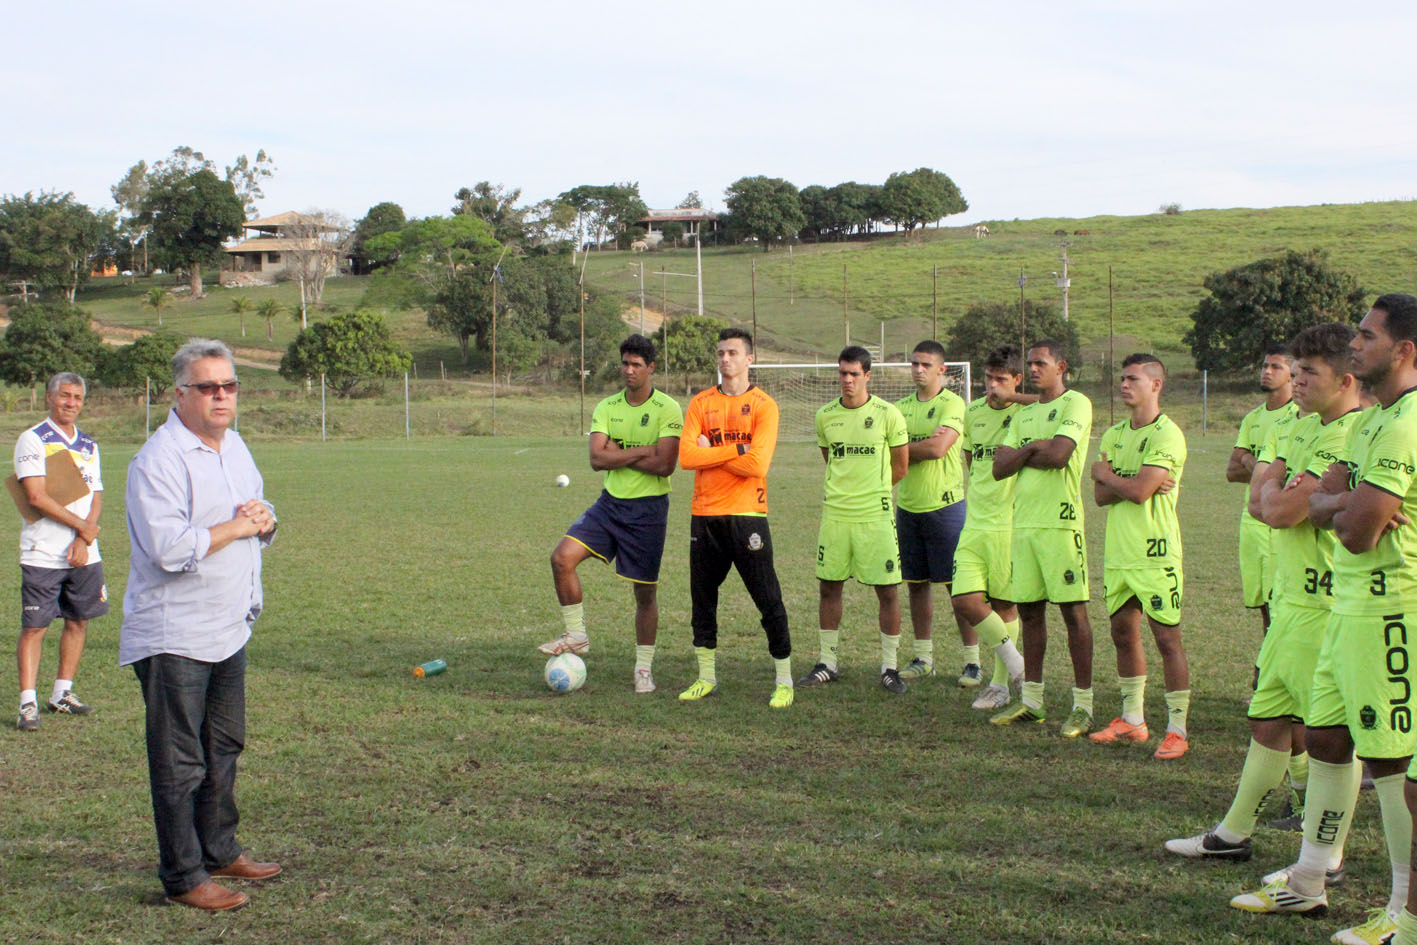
left=20, top=562, right=109, bottom=627
left=566, top=491, right=670, bottom=584
left=896, top=500, right=966, bottom=584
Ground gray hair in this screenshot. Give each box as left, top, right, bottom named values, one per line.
left=172, top=338, right=236, bottom=387
left=46, top=372, right=86, bottom=397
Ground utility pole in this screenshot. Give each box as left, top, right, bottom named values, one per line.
left=751, top=257, right=758, bottom=348
left=638, top=259, right=645, bottom=334
left=1018, top=268, right=1027, bottom=357
left=931, top=264, right=938, bottom=340
left=842, top=264, right=849, bottom=345
left=1056, top=247, right=1071, bottom=322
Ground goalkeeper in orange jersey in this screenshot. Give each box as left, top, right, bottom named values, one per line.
left=676, top=328, right=794, bottom=708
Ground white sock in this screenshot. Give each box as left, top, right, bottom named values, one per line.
left=52, top=679, right=72, bottom=702
left=20, top=689, right=37, bottom=709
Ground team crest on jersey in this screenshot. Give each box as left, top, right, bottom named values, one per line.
left=1063, top=569, right=1076, bottom=585
left=1001, top=416, right=1012, bottom=428
left=741, top=404, right=751, bottom=415
left=640, top=413, right=650, bottom=426
left=1150, top=594, right=1163, bottom=611
left=1138, top=437, right=1148, bottom=453
left=1048, top=409, right=1057, bottom=421
left=927, top=407, right=936, bottom=419
left=830, top=442, right=846, bottom=459
left=1359, top=705, right=1378, bottom=730
left=747, top=532, right=763, bottom=551
left=864, top=416, right=874, bottom=428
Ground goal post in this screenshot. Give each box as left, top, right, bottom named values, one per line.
left=741, top=362, right=972, bottom=443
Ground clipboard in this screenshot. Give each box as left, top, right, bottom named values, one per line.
left=6, top=449, right=91, bottom=524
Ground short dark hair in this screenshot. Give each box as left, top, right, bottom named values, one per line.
left=620, top=333, right=656, bottom=365
left=719, top=327, right=754, bottom=353
left=912, top=340, right=947, bottom=361
left=1289, top=322, right=1356, bottom=378
left=1028, top=338, right=1067, bottom=362
left=839, top=345, right=872, bottom=373
left=1121, top=352, right=1166, bottom=381
left=1264, top=342, right=1292, bottom=359
left=984, top=344, right=1023, bottom=376
left=1373, top=293, right=1417, bottom=346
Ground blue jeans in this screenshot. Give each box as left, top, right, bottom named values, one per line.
left=133, top=648, right=246, bottom=896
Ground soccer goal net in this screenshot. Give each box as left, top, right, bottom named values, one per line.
left=745, top=362, right=972, bottom=442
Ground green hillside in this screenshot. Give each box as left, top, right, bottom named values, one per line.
left=582, top=200, right=1417, bottom=366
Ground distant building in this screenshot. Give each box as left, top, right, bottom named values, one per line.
left=222, top=211, right=346, bottom=285
left=635, top=208, right=720, bottom=245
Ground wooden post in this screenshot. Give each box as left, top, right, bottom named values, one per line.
left=931, top=264, right=938, bottom=340
left=751, top=258, right=758, bottom=349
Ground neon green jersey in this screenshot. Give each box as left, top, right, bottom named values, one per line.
left=1005, top=389, right=1092, bottom=529
left=895, top=387, right=965, bottom=513
left=1236, top=400, right=1298, bottom=523
left=1255, top=408, right=1302, bottom=466
left=1331, top=390, right=1417, bottom=617
left=590, top=388, right=683, bottom=499
left=1269, top=409, right=1361, bottom=610
left=1098, top=413, right=1186, bottom=569
left=816, top=395, right=908, bottom=521
left=961, top=398, right=1021, bottom=531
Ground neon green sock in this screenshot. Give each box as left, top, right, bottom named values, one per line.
left=961, top=643, right=980, bottom=666
left=880, top=632, right=900, bottom=672
left=1119, top=675, right=1146, bottom=725
left=818, top=630, right=840, bottom=671
left=1021, top=680, right=1044, bottom=711
left=974, top=611, right=1007, bottom=647
left=1288, top=750, right=1309, bottom=790
left=693, top=646, right=715, bottom=683
left=1003, top=617, right=1021, bottom=644
left=561, top=602, right=585, bottom=636
left=635, top=644, right=655, bottom=673
left=1217, top=739, right=1290, bottom=842
left=1395, top=909, right=1417, bottom=945
left=914, top=636, right=934, bottom=666
left=990, top=651, right=1009, bottom=688
left=1071, top=687, right=1093, bottom=716
left=1164, top=689, right=1191, bottom=737
left=1375, top=774, right=1412, bottom=913
left=773, top=657, right=792, bottom=686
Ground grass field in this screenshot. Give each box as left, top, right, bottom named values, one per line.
left=0, top=406, right=1399, bottom=944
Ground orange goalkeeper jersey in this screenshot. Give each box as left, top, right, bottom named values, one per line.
left=678, top=385, right=779, bottom=516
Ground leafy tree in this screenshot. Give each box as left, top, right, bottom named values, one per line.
left=677, top=191, right=703, bottom=209
left=860, top=183, right=888, bottom=233
left=111, top=161, right=151, bottom=273
left=230, top=295, right=254, bottom=336
left=279, top=310, right=412, bottom=397
left=661, top=221, right=684, bottom=247
left=663, top=314, right=729, bottom=376
left=139, top=168, right=244, bottom=298
left=723, top=176, right=804, bottom=251
left=798, top=185, right=831, bottom=242
left=452, top=182, right=527, bottom=244
left=1184, top=249, right=1367, bottom=372
left=224, top=150, right=276, bottom=218
left=143, top=286, right=173, bottom=326
left=257, top=298, right=285, bottom=341
left=881, top=167, right=967, bottom=231
left=946, top=300, right=1080, bottom=379
left=0, top=192, right=112, bottom=301
left=0, top=302, right=105, bottom=385
left=97, top=330, right=183, bottom=394
left=557, top=183, right=648, bottom=249
left=350, top=202, right=406, bottom=274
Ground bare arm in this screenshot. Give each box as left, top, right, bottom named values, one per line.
left=1308, top=462, right=1352, bottom=529
left=1246, top=459, right=1276, bottom=522
left=890, top=443, right=909, bottom=485
left=589, top=432, right=653, bottom=471
left=1024, top=434, right=1079, bottom=470
left=993, top=442, right=1034, bottom=480
left=66, top=490, right=102, bottom=567
left=629, top=436, right=680, bottom=478
left=1092, top=460, right=1173, bottom=506
left=20, top=477, right=100, bottom=545
left=1260, top=469, right=1321, bottom=529
left=820, top=446, right=829, bottom=464
left=908, top=426, right=960, bottom=464
left=1335, top=483, right=1411, bottom=554
left=1227, top=447, right=1256, bottom=483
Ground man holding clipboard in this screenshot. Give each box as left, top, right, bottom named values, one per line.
left=9, top=372, right=105, bottom=731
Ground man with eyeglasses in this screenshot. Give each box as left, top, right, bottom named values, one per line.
left=120, top=339, right=280, bottom=912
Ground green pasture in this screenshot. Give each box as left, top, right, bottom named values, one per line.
left=0, top=412, right=1398, bottom=944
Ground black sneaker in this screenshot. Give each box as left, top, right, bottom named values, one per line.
left=1266, top=790, right=1303, bottom=832
left=880, top=668, right=907, bottom=694
left=796, top=663, right=841, bottom=687
left=956, top=663, right=982, bottom=688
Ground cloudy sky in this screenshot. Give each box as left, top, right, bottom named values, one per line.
left=6, top=0, right=1416, bottom=224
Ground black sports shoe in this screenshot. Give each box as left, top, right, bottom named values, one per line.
left=1266, top=789, right=1303, bottom=833
left=880, top=668, right=907, bottom=694
left=797, top=663, right=841, bottom=687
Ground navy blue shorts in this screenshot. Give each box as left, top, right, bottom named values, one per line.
left=896, top=500, right=966, bottom=584
left=566, top=491, right=670, bottom=584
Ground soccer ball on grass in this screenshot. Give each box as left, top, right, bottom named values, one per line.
left=544, top=653, right=586, bottom=692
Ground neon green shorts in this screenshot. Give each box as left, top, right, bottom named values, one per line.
left=1009, top=526, right=1088, bottom=604
left=1248, top=603, right=1329, bottom=722
left=1104, top=566, right=1182, bottom=626
left=951, top=527, right=1011, bottom=600
left=1238, top=519, right=1275, bottom=608
left=1308, top=611, right=1417, bottom=760
left=816, top=515, right=902, bottom=586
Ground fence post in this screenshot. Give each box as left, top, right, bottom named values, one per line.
left=145, top=377, right=151, bottom=438
left=405, top=372, right=410, bottom=440
left=321, top=373, right=326, bottom=442
left=1202, top=370, right=1208, bottom=436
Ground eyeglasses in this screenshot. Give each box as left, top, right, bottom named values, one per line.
left=181, top=381, right=240, bottom=396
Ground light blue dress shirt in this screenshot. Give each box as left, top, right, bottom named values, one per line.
left=119, top=410, right=275, bottom=666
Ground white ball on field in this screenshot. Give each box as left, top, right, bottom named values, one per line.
left=555, top=474, right=571, bottom=488
left=544, top=653, right=586, bottom=692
